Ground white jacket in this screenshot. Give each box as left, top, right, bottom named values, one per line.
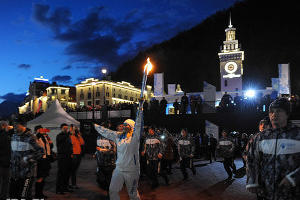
left=95, top=110, right=143, bottom=172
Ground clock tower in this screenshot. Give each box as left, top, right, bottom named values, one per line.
left=218, top=14, right=244, bottom=93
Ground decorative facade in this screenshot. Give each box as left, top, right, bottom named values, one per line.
left=75, top=78, right=153, bottom=107
left=218, top=14, right=244, bottom=93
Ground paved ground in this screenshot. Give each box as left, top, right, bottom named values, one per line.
left=44, top=155, right=256, bottom=200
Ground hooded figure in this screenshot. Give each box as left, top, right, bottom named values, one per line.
left=94, top=102, right=144, bottom=200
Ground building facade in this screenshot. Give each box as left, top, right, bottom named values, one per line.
left=19, top=77, right=76, bottom=114
left=218, top=15, right=244, bottom=94
left=75, top=78, right=153, bottom=107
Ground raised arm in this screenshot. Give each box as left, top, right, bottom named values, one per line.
left=132, top=108, right=144, bottom=143
left=94, top=124, right=118, bottom=144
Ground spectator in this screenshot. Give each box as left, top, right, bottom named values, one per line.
left=196, top=95, right=203, bottom=115
left=173, top=99, right=180, bottom=115
left=160, top=97, right=168, bottom=115
left=56, top=123, right=73, bottom=194
left=180, top=92, right=189, bottom=114
left=162, top=130, right=175, bottom=174
left=208, top=134, right=217, bottom=163
left=190, top=96, right=196, bottom=115
left=69, top=126, right=85, bottom=189
left=239, top=133, right=248, bottom=168
left=143, top=101, right=149, bottom=117
left=9, top=120, right=43, bottom=199
left=34, top=125, right=53, bottom=199
left=0, top=121, right=12, bottom=200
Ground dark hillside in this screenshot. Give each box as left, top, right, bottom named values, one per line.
left=113, top=0, right=300, bottom=94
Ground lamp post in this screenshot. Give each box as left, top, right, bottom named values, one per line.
left=92, top=82, right=96, bottom=121
left=102, top=68, right=107, bottom=105
left=101, top=68, right=108, bottom=121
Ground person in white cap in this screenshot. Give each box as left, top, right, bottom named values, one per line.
left=94, top=100, right=144, bottom=200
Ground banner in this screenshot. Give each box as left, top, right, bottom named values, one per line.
left=272, top=78, right=279, bottom=91
left=203, top=81, right=216, bottom=113
left=168, top=84, right=176, bottom=95
left=278, top=64, right=290, bottom=95
left=154, top=73, right=164, bottom=96
left=205, top=120, right=219, bottom=141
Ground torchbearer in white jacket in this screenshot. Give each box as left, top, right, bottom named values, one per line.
left=94, top=101, right=144, bottom=200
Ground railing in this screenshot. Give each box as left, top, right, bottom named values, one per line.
left=68, top=110, right=131, bottom=120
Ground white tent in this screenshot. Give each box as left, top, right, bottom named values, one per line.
left=27, top=100, right=80, bottom=152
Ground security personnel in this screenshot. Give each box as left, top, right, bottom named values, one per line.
left=217, top=129, right=236, bottom=180
left=95, top=134, right=116, bottom=193
left=56, top=123, right=73, bottom=194
left=141, top=126, right=168, bottom=188
left=177, top=128, right=196, bottom=180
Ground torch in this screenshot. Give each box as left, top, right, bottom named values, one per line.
left=140, top=57, right=153, bottom=99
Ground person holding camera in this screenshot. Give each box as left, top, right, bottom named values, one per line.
left=69, top=126, right=85, bottom=189
left=34, top=125, right=53, bottom=199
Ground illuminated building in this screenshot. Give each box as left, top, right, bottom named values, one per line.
left=19, top=77, right=76, bottom=114
left=28, top=76, right=50, bottom=100
left=46, top=82, right=77, bottom=109
left=75, top=78, right=153, bottom=107
left=218, top=14, right=244, bottom=93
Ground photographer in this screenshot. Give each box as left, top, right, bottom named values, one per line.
left=34, top=125, right=53, bottom=199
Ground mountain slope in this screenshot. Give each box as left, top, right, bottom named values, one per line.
left=113, top=0, right=300, bottom=94
left=0, top=101, right=20, bottom=118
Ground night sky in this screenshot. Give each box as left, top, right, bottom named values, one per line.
left=0, top=0, right=239, bottom=102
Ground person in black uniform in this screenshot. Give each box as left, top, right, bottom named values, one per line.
left=56, top=123, right=73, bottom=194
left=141, top=126, right=168, bottom=188
left=176, top=128, right=196, bottom=180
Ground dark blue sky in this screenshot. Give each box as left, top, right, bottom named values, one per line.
left=0, top=0, right=239, bottom=102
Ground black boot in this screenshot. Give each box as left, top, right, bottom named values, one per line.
left=35, top=182, right=43, bottom=198
left=40, top=181, right=48, bottom=198
left=164, top=175, right=169, bottom=185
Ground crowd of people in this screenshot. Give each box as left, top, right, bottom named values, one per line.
left=93, top=97, right=299, bottom=200
left=0, top=121, right=85, bottom=199
left=0, top=97, right=299, bottom=200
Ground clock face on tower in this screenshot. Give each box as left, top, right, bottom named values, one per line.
left=224, top=62, right=237, bottom=74
left=222, top=61, right=241, bottom=78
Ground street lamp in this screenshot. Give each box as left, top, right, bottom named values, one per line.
left=92, top=82, right=96, bottom=121
left=101, top=68, right=108, bottom=121
left=101, top=68, right=107, bottom=76
left=102, top=68, right=107, bottom=105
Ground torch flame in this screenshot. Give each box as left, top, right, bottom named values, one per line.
left=144, top=57, right=153, bottom=75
